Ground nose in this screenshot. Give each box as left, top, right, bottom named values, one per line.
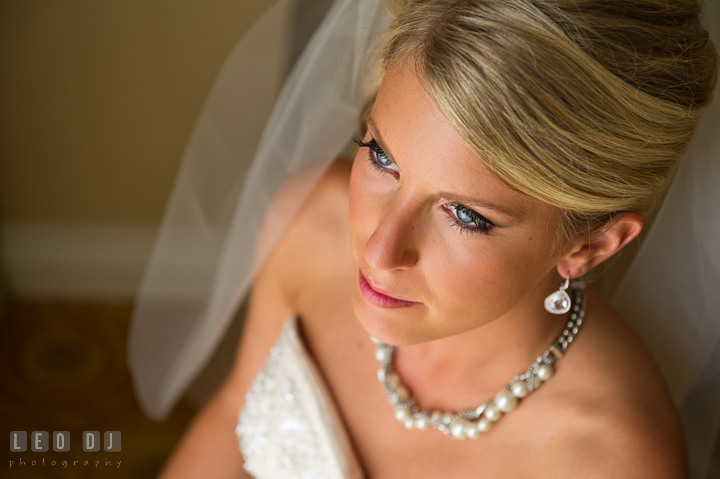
left=363, top=197, right=420, bottom=271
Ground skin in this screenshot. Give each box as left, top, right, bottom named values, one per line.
left=158, top=61, right=687, bottom=479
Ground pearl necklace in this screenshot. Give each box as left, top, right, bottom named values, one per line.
left=372, top=281, right=586, bottom=440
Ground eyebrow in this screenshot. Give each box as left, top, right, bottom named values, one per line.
left=366, top=115, right=522, bottom=223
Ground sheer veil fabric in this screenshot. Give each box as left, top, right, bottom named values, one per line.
left=611, top=2, right=720, bottom=475
left=129, top=0, right=388, bottom=419
left=128, top=0, right=720, bottom=476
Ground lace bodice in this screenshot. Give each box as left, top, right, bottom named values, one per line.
left=236, top=318, right=364, bottom=479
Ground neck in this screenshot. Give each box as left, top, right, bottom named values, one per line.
left=393, top=274, right=569, bottom=411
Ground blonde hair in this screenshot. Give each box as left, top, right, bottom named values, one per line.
left=382, top=0, right=718, bottom=238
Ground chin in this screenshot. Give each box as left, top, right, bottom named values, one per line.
left=351, top=290, right=430, bottom=346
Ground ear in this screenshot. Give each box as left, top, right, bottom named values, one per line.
left=557, top=212, right=643, bottom=279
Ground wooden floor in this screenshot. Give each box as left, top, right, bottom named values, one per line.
left=0, top=301, right=198, bottom=478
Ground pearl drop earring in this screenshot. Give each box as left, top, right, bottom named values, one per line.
left=544, top=276, right=572, bottom=314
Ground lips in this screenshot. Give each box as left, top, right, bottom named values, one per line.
left=358, top=271, right=418, bottom=309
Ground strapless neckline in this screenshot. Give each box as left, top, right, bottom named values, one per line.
left=236, top=317, right=365, bottom=479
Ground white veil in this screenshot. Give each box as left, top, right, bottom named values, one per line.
left=610, top=3, right=720, bottom=476
left=128, top=0, right=720, bottom=476
left=128, top=0, right=388, bottom=420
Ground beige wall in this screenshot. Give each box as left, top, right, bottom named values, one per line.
left=0, top=0, right=663, bottom=301
left=0, top=0, right=282, bottom=298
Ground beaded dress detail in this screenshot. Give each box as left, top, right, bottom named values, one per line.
left=236, top=318, right=364, bottom=479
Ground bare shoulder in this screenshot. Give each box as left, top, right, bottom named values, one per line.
left=271, top=157, right=354, bottom=310
left=283, top=156, right=353, bottom=240
left=546, top=398, right=687, bottom=478
left=535, top=288, right=687, bottom=478
left=246, top=155, right=352, bottom=323
left=222, top=158, right=353, bottom=404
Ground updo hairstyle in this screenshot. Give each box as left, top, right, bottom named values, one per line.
left=381, top=0, right=718, bottom=240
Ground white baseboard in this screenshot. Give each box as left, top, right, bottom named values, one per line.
left=0, top=221, right=158, bottom=300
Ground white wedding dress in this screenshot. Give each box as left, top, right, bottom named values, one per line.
left=236, top=318, right=365, bottom=479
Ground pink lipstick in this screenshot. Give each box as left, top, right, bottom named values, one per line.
left=359, top=271, right=417, bottom=309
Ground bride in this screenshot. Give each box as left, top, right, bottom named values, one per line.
left=138, top=0, right=718, bottom=477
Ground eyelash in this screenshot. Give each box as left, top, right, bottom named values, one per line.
left=444, top=204, right=495, bottom=235
left=352, top=136, right=397, bottom=175
left=353, top=136, right=495, bottom=236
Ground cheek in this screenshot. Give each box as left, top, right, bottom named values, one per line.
left=348, top=159, right=374, bottom=259
left=348, top=158, right=392, bottom=254
left=348, top=155, right=366, bottom=215
left=426, top=241, right=505, bottom=308
left=425, top=230, right=550, bottom=322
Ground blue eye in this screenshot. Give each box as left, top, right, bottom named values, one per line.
left=353, top=137, right=399, bottom=174
left=446, top=204, right=494, bottom=235
left=374, top=148, right=395, bottom=169
left=455, top=206, right=475, bottom=224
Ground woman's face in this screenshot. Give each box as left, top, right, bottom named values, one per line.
left=349, top=62, right=569, bottom=346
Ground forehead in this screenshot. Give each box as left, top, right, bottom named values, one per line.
left=370, top=61, right=557, bottom=225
